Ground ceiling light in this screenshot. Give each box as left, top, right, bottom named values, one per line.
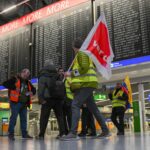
left=0, top=5, right=17, bottom=14
left=0, top=0, right=30, bottom=15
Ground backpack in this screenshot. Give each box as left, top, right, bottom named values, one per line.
left=49, top=75, right=66, bottom=99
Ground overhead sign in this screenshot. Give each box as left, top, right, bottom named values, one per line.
left=0, top=103, right=10, bottom=109
left=94, top=94, right=107, bottom=101
left=148, top=94, right=150, bottom=101
left=0, top=0, right=89, bottom=35
left=111, top=55, right=150, bottom=68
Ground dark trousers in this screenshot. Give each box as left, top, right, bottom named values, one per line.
left=111, top=107, right=125, bottom=133
left=81, top=107, right=96, bottom=135
left=71, top=87, right=108, bottom=134
left=63, top=100, right=72, bottom=134
left=9, top=101, right=27, bottom=137
left=39, top=100, right=65, bottom=137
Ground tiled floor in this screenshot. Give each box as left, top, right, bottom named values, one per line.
left=0, top=133, right=150, bottom=150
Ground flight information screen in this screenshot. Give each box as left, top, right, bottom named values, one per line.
left=32, top=1, right=92, bottom=77
left=95, top=0, right=150, bottom=61
left=0, top=26, right=31, bottom=83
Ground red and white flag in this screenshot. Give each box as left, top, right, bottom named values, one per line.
left=80, top=13, right=114, bottom=80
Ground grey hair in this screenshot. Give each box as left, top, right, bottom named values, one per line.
left=21, top=68, right=30, bottom=74
left=44, top=59, right=54, bottom=66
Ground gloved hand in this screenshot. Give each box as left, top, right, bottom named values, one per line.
left=118, top=96, right=123, bottom=100
left=38, top=98, right=47, bottom=105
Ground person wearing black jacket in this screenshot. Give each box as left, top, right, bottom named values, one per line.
left=37, top=60, right=65, bottom=139
left=108, top=83, right=128, bottom=135
left=3, top=69, right=36, bottom=140
left=58, top=67, right=73, bottom=135
left=78, top=104, right=96, bottom=137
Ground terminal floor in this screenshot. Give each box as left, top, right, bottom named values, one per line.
left=0, top=133, right=150, bottom=150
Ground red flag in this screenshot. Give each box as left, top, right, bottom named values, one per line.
left=81, top=13, right=114, bottom=80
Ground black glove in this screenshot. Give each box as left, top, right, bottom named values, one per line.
left=118, top=96, right=123, bottom=100
left=38, top=98, right=47, bottom=105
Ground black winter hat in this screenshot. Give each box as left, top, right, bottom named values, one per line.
left=72, top=38, right=83, bottom=49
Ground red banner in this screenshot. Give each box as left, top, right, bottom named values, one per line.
left=0, top=0, right=89, bottom=35
left=81, top=13, right=114, bottom=80
left=86, top=22, right=111, bottom=67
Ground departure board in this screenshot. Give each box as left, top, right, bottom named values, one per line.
left=95, top=0, right=150, bottom=61
left=0, top=26, right=31, bottom=83
left=32, top=1, right=92, bottom=77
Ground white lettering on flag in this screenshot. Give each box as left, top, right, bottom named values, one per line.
left=80, top=13, right=114, bottom=80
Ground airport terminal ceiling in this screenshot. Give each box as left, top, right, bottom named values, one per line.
left=0, top=0, right=150, bottom=84
left=0, top=0, right=60, bottom=26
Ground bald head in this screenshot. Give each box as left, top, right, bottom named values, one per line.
left=44, top=59, right=54, bottom=67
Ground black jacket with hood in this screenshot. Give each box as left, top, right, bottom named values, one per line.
left=38, top=65, right=58, bottom=102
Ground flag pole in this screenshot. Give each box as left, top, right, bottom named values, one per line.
left=67, top=54, right=77, bottom=72
left=63, top=53, right=77, bottom=82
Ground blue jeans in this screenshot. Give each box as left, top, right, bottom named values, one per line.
left=71, top=88, right=109, bottom=134
left=9, top=101, right=27, bottom=137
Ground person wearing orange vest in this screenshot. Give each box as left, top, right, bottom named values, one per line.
left=3, top=69, right=36, bottom=140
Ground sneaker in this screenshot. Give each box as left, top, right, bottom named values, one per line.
left=97, top=132, right=111, bottom=139
left=78, top=133, right=86, bottom=138
left=8, top=134, right=15, bottom=141
left=56, top=134, right=66, bottom=139
left=22, top=134, right=33, bottom=139
left=60, top=132, right=80, bottom=141
left=86, top=133, right=97, bottom=137
left=117, top=132, right=124, bottom=136
left=35, top=135, right=44, bottom=140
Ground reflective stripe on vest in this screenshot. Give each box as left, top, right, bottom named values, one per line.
left=112, top=89, right=126, bottom=108
left=65, top=78, right=74, bottom=100
left=9, top=79, right=32, bottom=103
left=72, top=67, right=96, bottom=72
left=71, top=53, right=98, bottom=83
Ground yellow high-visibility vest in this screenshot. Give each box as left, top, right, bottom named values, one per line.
left=65, top=77, right=74, bottom=100
left=71, top=53, right=98, bottom=89
left=112, top=89, right=126, bottom=108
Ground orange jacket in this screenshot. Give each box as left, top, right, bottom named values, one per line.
left=9, top=79, right=32, bottom=104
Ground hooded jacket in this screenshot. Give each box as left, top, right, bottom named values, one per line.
left=38, top=65, right=57, bottom=101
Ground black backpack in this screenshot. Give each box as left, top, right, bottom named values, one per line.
left=49, top=75, right=66, bottom=99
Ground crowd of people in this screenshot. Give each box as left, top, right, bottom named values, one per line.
left=2, top=39, right=128, bottom=141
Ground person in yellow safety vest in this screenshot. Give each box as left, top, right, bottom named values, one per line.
left=63, top=77, right=74, bottom=134
left=61, top=38, right=110, bottom=141
left=65, top=77, right=74, bottom=100
left=108, top=83, right=128, bottom=135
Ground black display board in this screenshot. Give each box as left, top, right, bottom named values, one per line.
left=0, top=26, right=31, bottom=83
left=32, top=1, right=92, bottom=77
left=95, top=0, right=150, bottom=61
